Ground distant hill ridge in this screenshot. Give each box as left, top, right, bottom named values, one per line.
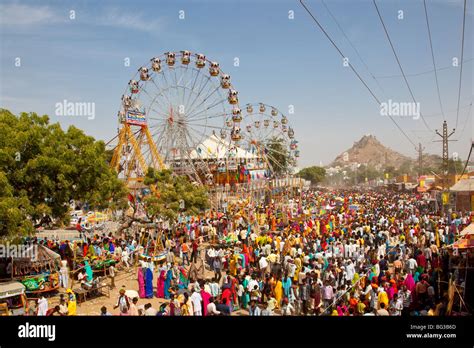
left=330, top=134, right=441, bottom=170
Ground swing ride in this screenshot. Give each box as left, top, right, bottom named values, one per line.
left=137, top=225, right=168, bottom=262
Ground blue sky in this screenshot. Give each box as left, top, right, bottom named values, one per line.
left=0, top=0, right=472, bottom=167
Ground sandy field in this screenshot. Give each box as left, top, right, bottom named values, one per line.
left=44, top=265, right=250, bottom=316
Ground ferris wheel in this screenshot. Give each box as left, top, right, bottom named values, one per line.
left=111, top=50, right=241, bottom=185
left=240, top=103, right=299, bottom=177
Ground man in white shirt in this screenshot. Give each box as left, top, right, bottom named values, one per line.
left=376, top=302, right=389, bottom=316
left=345, top=260, right=355, bottom=283
left=250, top=231, right=257, bottom=242
left=406, top=257, right=417, bottom=274
left=190, top=285, right=203, bottom=316
left=259, top=255, right=268, bottom=277
left=390, top=293, right=403, bottom=316
left=121, top=249, right=130, bottom=269
left=297, top=269, right=306, bottom=285
left=247, top=276, right=259, bottom=292
left=240, top=229, right=247, bottom=242
left=209, top=280, right=220, bottom=297
left=287, top=260, right=297, bottom=278
left=248, top=300, right=261, bottom=316
left=37, top=295, right=48, bottom=316
left=206, top=297, right=221, bottom=316
left=59, top=259, right=69, bottom=289
left=144, top=303, right=157, bottom=316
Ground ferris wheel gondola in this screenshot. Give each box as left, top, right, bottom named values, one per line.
left=111, top=50, right=240, bottom=186
left=240, top=103, right=298, bottom=177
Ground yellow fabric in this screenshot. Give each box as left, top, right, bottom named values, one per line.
left=67, top=296, right=77, bottom=316
left=274, top=280, right=283, bottom=309
left=229, top=257, right=237, bottom=276
left=378, top=291, right=389, bottom=308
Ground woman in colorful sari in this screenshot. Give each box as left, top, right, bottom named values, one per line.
left=66, top=289, right=76, bottom=316
left=200, top=286, right=211, bottom=316
left=164, top=269, right=173, bottom=299
left=178, top=266, right=189, bottom=289
left=387, top=279, right=398, bottom=300
left=282, top=275, right=292, bottom=299
left=137, top=266, right=146, bottom=298
left=228, top=254, right=238, bottom=277
left=156, top=270, right=166, bottom=298
left=84, top=260, right=93, bottom=282
left=413, top=271, right=421, bottom=283
left=293, top=258, right=302, bottom=282
left=274, top=278, right=283, bottom=309
left=404, top=273, right=416, bottom=294
left=145, top=266, right=154, bottom=298
left=231, top=276, right=239, bottom=309
left=242, top=243, right=250, bottom=268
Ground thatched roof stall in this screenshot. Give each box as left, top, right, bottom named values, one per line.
left=10, top=244, right=60, bottom=278
left=0, top=244, right=60, bottom=294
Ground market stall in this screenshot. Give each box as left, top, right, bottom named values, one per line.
left=11, top=245, right=60, bottom=296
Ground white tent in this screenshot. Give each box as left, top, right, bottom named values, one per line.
left=450, top=177, right=474, bottom=192
left=460, top=223, right=474, bottom=237
left=189, top=134, right=257, bottom=160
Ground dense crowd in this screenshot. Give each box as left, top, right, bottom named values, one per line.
left=24, top=189, right=471, bottom=316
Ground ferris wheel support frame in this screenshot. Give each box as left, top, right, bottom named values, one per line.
left=111, top=126, right=126, bottom=172
left=111, top=123, right=165, bottom=185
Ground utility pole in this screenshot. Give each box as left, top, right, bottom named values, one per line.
left=418, top=143, right=425, bottom=177
left=434, top=121, right=456, bottom=214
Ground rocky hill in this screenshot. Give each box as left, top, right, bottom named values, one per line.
left=330, top=134, right=414, bottom=169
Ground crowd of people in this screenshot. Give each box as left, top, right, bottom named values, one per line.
left=110, top=189, right=471, bottom=316
left=21, top=188, right=471, bottom=316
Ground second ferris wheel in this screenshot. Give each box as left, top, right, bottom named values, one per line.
left=238, top=103, right=299, bottom=178
left=111, top=50, right=300, bottom=188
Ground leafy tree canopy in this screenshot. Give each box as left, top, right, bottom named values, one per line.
left=143, top=168, right=210, bottom=222
left=266, top=137, right=292, bottom=177
left=0, top=109, right=127, bottom=238
left=297, top=166, right=326, bottom=185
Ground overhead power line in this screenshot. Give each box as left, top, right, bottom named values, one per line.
left=459, top=142, right=473, bottom=177
left=455, top=0, right=468, bottom=129
left=373, top=0, right=434, bottom=133
left=374, top=58, right=474, bottom=79
left=299, top=0, right=418, bottom=149
left=423, top=0, right=445, bottom=121
left=320, top=0, right=388, bottom=99
left=457, top=101, right=473, bottom=140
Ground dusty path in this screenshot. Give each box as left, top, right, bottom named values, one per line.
left=46, top=265, right=250, bottom=316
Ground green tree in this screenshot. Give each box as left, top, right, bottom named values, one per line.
left=265, top=137, right=291, bottom=177
left=297, top=166, right=326, bottom=185
left=143, top=168, right=210, bottom=221
left=0, top=109, right=127, bottom=237
left=447, top=158, right=464, bottom=175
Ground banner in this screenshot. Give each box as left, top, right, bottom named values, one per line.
left=442, top=192, right=449, bottom=205
left=126, top=110, right=147, bottom=126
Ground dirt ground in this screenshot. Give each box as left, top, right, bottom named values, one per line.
left=45, top=266, right=250, bottom=316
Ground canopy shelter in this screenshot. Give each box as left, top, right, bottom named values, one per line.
left=445, top=223, right=474, bottom=250
left=460, top=223, right=474, bottom=237
left=450, top=177, right=474, bottom=192
left=0, top=281, right=25, bottom=299
left=8, top=244, right=60, bottom=279
left=189, top=134, right=257, bottom=160
left=450, top=178, right=474, bottom=212
left=0, top=244, right=61, bottom=294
